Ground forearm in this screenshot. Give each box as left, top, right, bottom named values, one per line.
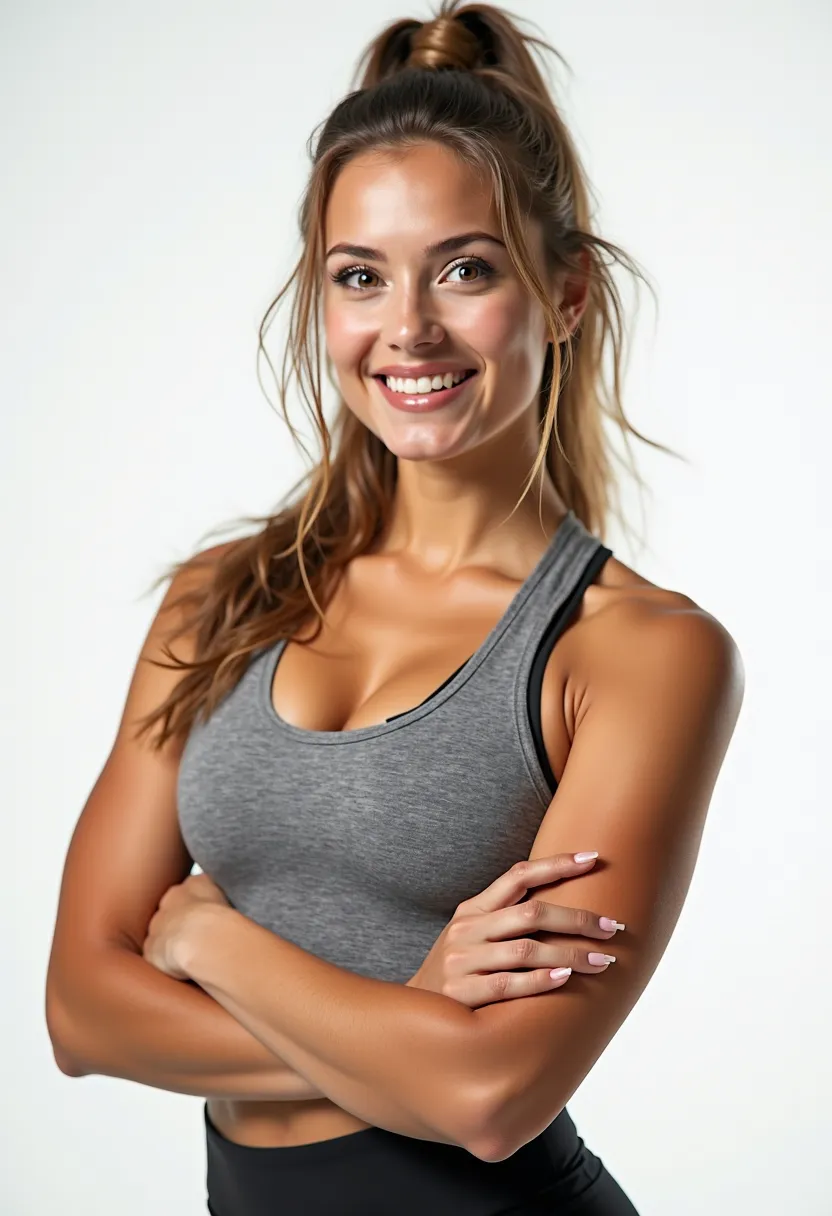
left=181, top=907, right=489, bottom=1152
left=49, top=944, right=323, bottom=1101
left=192, top=966, right=460, bottom=1145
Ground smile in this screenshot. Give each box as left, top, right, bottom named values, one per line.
left=380, top=369, right=475, bottom=394
left=373, top=370, right=478, bottom=414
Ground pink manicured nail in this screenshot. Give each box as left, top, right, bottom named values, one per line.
left=599, top=917, right=625, bottom=932
left=588, top=953, right=616, bottom=966
left=574, top=851, right=599, bottom=863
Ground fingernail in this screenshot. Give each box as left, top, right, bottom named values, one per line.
left=549, top=968, right=573, bottom=980
left=574, top=851, right=599, bottom=863
left=599, top=917, right=625, bottom=932
left=588, top=953, right=617, bottom=966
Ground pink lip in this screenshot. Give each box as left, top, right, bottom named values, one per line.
left=373, top=363, right=474, bottom=377
left=374, top=371, right=477, bottom=413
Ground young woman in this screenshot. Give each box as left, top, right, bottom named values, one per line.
left=46, top=3, right=744, bottom=1213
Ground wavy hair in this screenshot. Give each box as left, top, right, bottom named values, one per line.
left=134, top=0, right=680, bottom=752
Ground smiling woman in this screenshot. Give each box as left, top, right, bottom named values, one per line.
left=44, top=3, right=743, bottom=1215
left=323, top=148, right=559, bottom=445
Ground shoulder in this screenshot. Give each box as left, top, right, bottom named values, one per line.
left=137, top=537, right=246, bottom=730
left=155, top=537, right=243, bottom=624
left=539, top=554, right=742, bottom=782
left=561, top=554, right=744, bottom=724
left=566, top=556, right=744, bottom=734
left=175, top=537, right=242, bottom=590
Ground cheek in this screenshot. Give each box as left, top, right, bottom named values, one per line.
left=466, top=293, right=548, bottom=378
left=324, top=299, right=374, bottom=373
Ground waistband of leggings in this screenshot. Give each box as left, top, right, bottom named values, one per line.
left=204, top=1100, right=409, bottom=1166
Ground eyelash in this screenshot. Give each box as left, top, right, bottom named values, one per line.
left=329, top=255, right=496, bottom=292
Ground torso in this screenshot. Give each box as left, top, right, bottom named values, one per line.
left=206, top=526, right=691, bottom=1147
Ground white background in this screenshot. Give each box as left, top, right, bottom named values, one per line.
left=4, top=1, right=831, bottom=1212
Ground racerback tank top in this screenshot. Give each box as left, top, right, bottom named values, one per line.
left=177, top=510, right=612, bottom=985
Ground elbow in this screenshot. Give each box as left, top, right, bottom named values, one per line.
left=464, top=1088, right=516, bottom=1162
left=465, top=1107, right=514, bottom=1163
left=463, top=1070, right=567, bottom=1163
left=466, top=1107, right=530, bottom=1164
left=425, top=1013, right=507, bottom=1159
left=45, top=981, right=90, bottom=1078
left=52, top=1043, right=88, bottom=1078
left=455, top=1073, right=513, bottom=1162
left=472, top=1097, right=574, bottom=1164
left=466, top=1127, right=507, bottom=1164
left=469, top=1116, right=529, bottom=1163
left=441, top=1020, right=518, bottom=1160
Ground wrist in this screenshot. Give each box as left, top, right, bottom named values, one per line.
left=175, top=903, right=238, bottom=980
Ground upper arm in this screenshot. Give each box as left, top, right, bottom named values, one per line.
left=470, top=601, right=744, bottom=1160
left=45, top=541, right=235, bottom=1055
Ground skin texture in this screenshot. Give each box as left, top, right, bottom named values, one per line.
left=323, top=144, right=559, bottom=479
left=45, top=141, right=744, bottom=1156
left=206, top=141, right=598, bottom=1144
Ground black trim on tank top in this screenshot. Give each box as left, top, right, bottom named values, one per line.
left=527, top=544, right=613, bottom=796
left=385, top=543, right=612, bottom=758
left=385, top=660, right=471, bottom=723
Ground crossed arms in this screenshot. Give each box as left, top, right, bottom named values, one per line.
left=46, top=581, right=743, bottom=1163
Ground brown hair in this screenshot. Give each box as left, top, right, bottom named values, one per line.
left=135, top=0, right=679, bottom=752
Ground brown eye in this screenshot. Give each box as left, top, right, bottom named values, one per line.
left=445, top=257, right=494, bottom=284
left=331, top=265, right=381, bottom=290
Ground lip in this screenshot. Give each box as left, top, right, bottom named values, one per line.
left=373, top=370, right=478, bottom=413
left=373, top=363, right=476, bottom=377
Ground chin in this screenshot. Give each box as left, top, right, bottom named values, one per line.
left=375, top=428, right=467, bottom=464
left=349, top=406, right=461, bottom=461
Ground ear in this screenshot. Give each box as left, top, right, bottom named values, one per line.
left=553, top=247, right=591, bottom=339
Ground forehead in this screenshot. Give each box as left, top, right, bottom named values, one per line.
left=324, top=142, right=498, bottom=249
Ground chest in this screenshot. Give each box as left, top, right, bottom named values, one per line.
left=177, top=527, right=614, bottom=981
left=178, top=656, right=558, bottom=982
left=268, top=555, right=581, bottom=784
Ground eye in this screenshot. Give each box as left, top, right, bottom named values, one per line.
left=444, top=256, right=495, bottom=284
left=329, top=264, right=382, bottom=291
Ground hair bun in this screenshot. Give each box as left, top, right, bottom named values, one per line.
left=406, top=15, right=481, bottom=71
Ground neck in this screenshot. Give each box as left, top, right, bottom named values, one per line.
left=374, top=417, right=567, bottom=577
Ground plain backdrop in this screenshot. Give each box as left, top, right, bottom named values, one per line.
left=4, top=1, right=831, bottom=1212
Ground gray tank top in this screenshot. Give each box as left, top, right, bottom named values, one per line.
left=177, top=510, right=612, bottom=984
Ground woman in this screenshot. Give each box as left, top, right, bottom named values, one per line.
left=45, top=3, right=744, bottom=1213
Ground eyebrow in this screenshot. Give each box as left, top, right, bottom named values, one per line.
left=324, top=231, right=505, bottom=261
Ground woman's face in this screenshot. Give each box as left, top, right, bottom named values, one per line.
left=322, top=141, right=559, bottom=464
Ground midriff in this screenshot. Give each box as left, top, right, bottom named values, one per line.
left=207, top=1097, right=373, bottom=1147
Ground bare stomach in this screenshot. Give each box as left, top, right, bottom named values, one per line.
left=206, top=1097, right=374, bottom=1147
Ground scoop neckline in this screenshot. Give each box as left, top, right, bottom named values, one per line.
left=256, top=510, right=579, bottom=745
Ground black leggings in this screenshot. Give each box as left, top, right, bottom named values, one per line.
left=204, top=1102, right=640, bottom=1215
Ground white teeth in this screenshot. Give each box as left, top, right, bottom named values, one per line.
left=383, top=371, right=471, bottom=394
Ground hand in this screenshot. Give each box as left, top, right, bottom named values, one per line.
left=406, top=853, right=624, bottom=1008
left=142, top=872, right=231, bottom=981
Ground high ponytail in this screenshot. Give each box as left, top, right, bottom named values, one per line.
left=135, top=1, right=680, bottom=752
left=356, top=4, right=558, bottom=102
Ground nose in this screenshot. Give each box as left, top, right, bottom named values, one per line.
left=381, top=282, right=445, bottom=351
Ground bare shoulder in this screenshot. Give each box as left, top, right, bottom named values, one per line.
left=569, top=554, right=744, bottom=726
left=161, top=537, right=241, bottom=609
left=586, top=552, right=737, bottom=636
left=147, top=537, right=242, bottom=651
